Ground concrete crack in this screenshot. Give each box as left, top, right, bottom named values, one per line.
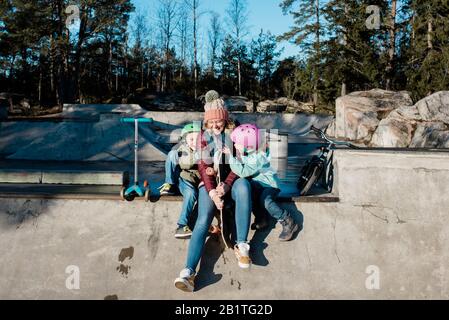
left=365, top=208, right=389, bottom=224
left=304, top=241, right=312, bottom=268
left=332, top=211, right=341, bottom=264
left=395, top=213, right=406, bottom=224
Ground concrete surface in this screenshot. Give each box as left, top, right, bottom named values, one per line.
left=0, top=149, right=448, bottom=299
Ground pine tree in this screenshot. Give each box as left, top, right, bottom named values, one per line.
left=250, top=30, right=282, bottom=98
left=321, top=0, right=386, bottom=103
left=279, top=0, right=324, bottom=106
left=405, top=0, right=449, bottom=99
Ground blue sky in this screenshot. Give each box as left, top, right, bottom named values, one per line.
left=131, top=0, right=298, bottom=60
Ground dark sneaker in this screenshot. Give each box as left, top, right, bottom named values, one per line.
left=174, top=268, right=195, bottom=292
left=278, top=212, right=299, bottom=241
left=175, top=225, right=193, bottom=239
left=251, top=218, right=269, bottom=231
left=158, top=183, right=175, bottom=196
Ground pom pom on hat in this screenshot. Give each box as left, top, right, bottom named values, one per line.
left=205, top=90, right=220, bottom=103
left=203, top=90, right=229, bottom=122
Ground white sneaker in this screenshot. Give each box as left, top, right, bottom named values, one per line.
left=174, top=268, right=196, bottom=292
left=234, top=243, right=251, bottom=269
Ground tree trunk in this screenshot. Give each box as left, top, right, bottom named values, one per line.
left=74, top=4, right=87, bottom=102
left=341, top=83, right=347, bottom=97
left=341, top=4, right=348, bottom=97
left=427, top=20, right=433, bottom=50
left=193, top=2, right=198, bottom=99
left=386, top=0, right=397, bottom=91
left=38, top=67, right=43, bottom=105
left=313, top=0, right=320, bottom=106
left=237, top=57, right=241, bottom=96
left=141, top=61, right=144, bottom=88
left=50, top=35, right=55, bottom=94
left=109, top=40, right=113, bottom=92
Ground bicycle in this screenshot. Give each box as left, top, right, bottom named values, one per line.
left=297, top=125, right=359, bottom=196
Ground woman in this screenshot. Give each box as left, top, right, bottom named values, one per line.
left=174, top=91, right=252, bottom=292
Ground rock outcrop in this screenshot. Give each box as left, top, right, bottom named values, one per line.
left=335, top=89, right=449, bottom=148
left=335, top=89, right=414, bottom=143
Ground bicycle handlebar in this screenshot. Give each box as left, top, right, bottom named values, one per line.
left=308, top=125, right=359, bottom=149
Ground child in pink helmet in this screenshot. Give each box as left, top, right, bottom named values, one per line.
left=223, top=124, right=299, bottom=241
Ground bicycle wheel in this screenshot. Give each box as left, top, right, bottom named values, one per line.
left=298, top=156, right=325, bottom=196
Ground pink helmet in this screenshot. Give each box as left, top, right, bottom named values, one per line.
left=230, top=124, right=260, bottom=151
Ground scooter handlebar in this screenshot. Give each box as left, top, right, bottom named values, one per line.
left=121, top=118, right=153, bottom=123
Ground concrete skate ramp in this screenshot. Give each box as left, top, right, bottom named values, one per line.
left=1, top=107, right=332, bottom=162
left=0, top=114, right=169, bottom=162
left=1, top=149, right=448, bottom=299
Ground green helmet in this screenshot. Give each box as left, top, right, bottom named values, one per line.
left=181, top=122, right=202, bottom=137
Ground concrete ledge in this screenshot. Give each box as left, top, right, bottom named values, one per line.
left=0, top=170, right=125, bottom=185
left=0, top=170, right=42, bottom=183
left=0, top=184, right=338, bottom=203
left=41, top=171, right=124, bottom=185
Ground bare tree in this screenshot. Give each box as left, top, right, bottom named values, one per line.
left=157, top=0, right=180, bottom=92
left=208, top=12, right=222, bottom=77
left=177, top=5, right=190, bottom=81
left=132, top=12, right=150, bottom=88
left=184, top=0, right=202, bottom=99
left=226, top=0, right=249, bottom=96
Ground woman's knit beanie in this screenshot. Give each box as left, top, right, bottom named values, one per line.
left=204, top=90, right=229, bottom=123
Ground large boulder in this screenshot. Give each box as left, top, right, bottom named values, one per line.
left=274, top=97, right=315, bottom=114
left=370, top=113, right=415, bottom=147
left=325, top=119, right=336, bottom=137
left=223, top=96, right=254, bottom=112
left=370, top=91, right=449, bottom=148
left=410, top=122, right=449, bottom=148
left=128, top=92, right=199, bottom=111
left=257, top=100, right=287, bottom=113
left=415, top=91, right=449, bottom=124
left=335, top=89, right=413, bottom=143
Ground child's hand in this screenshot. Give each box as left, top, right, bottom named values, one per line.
left=222, top=146, right=231, bottom=155
left=216, top=182, right=230, bottom=196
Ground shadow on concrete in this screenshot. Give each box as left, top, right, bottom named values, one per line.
left=249, top=203, right=304, bottom=266
left=249, top=217, right=277, bottom=267
left=1, top=198, right=50, bottom=229
left=194, top=234, right=224, bottom=292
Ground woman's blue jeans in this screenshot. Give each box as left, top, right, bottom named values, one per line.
left=185, top=178, right=252, bottom=273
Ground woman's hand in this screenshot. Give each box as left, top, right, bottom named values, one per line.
left=216, top=182, right=230, bottom=197
left=209, top=189, right=224, bottom=210
left=212, top=195, right=224, bottom=210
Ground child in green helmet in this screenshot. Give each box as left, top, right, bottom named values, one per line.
left=159, top=122, right=202, bottom=239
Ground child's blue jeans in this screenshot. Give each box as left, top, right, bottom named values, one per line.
left=178, top=178, right=198, bottom=227
left=251, top=181, right=286, bottom=221
left=165, top=149, right=180, bottom=185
